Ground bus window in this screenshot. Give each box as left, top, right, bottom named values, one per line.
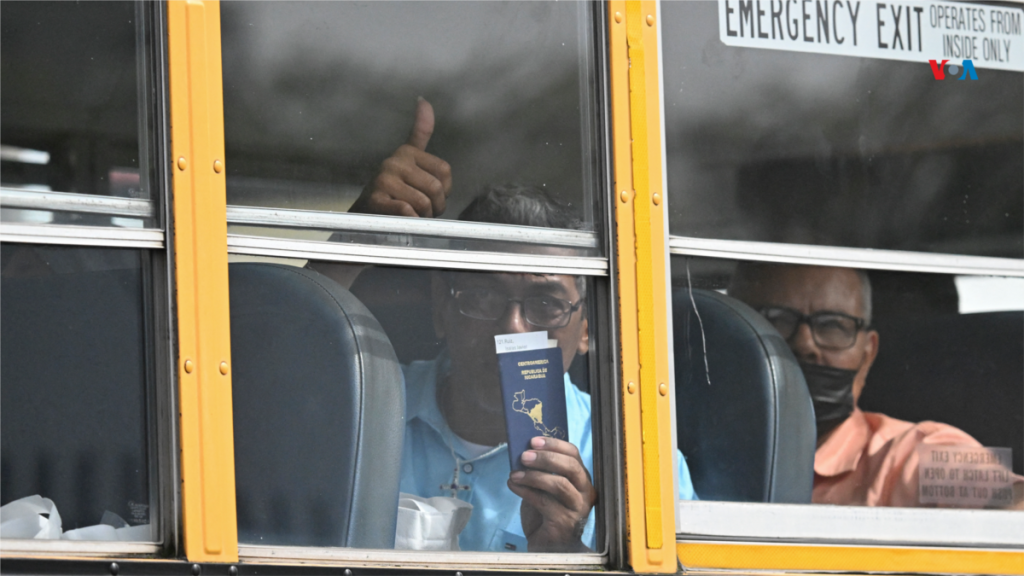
left=228, top=253, right=618, bottom=553
left=220, top=1, right=601, bottom=232
left=670, top=254, right=1022, bottom=544
left=662, top=0, right=1022, bottom=259
left=1, top=245, right=154, bottom=542
left=219, top=1, right=643, bottom=557
left=224, top=172, right=700, bottom=556
left=0, top=0, right=167, bottom=547
left=1, top=1, right=158, bottom=229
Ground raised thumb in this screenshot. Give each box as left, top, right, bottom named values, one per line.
left=406, top=97, right=435, bottom=151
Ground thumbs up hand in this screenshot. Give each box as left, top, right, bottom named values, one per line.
left=349, top=98, right=453, bottom=218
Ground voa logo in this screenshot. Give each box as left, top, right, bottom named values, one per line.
left=929, top=59, right=979, bottom=80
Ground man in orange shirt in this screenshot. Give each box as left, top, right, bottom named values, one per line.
left=728, top=263, right=1012, bottom=508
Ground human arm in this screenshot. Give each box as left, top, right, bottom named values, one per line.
left=677, top=448, right=699, bottom=501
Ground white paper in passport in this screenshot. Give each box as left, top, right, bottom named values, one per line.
left=494, top=331, right=557, bottom=354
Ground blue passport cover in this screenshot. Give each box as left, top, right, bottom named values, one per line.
left=497, top=347, right=568, bottom=471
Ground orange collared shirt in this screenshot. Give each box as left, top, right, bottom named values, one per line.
left=812, top=408, right=982, bottom=507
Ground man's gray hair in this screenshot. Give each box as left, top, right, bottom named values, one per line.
left=458, top=184, right=586, bottom=300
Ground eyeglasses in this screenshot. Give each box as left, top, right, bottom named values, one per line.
left=758, top=306, right=867, bottom=350
left=449, top=287, right=584, bottom=329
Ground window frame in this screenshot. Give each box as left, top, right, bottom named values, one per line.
left=218, top=0, right=609, bottom=273
left=217, top=1, right=632, bottom=570
left=0, top=0, right=180, bottom=559
left=656, top=0, right=1024, bottom=571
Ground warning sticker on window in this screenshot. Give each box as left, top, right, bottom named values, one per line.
left=717, top=0, right=1024, bottom=72
left=918, top=445, right=1014, bottom=507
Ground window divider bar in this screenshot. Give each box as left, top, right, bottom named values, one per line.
left=226, top=205, right=599, bottom=249
left=237, top=546, right=606, bottom=568
left=1, top=187, right=156, bottom=218
left=0, top=223, right=164, bottom=248
left=669, top=236, right=1024, bottom=277
left=675, top=501, right=1024, bottom=549
left=227, top=234, right=609, bottom=276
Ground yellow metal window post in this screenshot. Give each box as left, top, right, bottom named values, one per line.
left=609, top=1, right=677, bottom=572
left=167, top=0, right=238, bottom=563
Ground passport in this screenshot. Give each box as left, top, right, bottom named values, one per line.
left=494, top=332, right=568, bottom=472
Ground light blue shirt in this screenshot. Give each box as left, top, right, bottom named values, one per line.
left=399, top=354, right=697, bottom=552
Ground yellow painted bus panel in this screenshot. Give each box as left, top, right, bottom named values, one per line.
left=167, top=0, right=238, bottom=563
left=678, top=541, right=1024, bottom=575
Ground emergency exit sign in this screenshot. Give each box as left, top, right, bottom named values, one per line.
left=718, top=0, right=1024, bottom=72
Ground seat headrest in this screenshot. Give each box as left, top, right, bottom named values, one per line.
left=673, top=289, right=815, bottom=503
left=230, top=263, right=404, bottom=548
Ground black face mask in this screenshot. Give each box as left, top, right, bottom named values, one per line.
left=799, top=362, right=857, bottom=440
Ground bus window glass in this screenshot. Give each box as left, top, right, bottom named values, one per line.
left=662, top=1, right=1023, bottom=259
left=0, top=244, right=154, bottom=541
left=228, top=257, right=621, bottom=552
left=670, top=254, right=1022, bottom=510
left=0, top=1, right=157, bottom=228
left=221, top=1, right=600, bottom=230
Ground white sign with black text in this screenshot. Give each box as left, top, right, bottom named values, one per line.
left=718, top=0, right=1024, bottom=72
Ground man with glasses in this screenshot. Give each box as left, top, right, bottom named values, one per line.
left=326, top=100, right=697, bottom=550
left=729, top=263, right=983, bottom=507
left=394, top=186, right=695, bottom=553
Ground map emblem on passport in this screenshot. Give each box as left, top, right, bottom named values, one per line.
left=495, top=331, right=568, bottom=471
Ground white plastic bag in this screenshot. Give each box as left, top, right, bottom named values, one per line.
left=62, top=511, right=151, bottom=541
left=61, top=523, right=150, bottom=541
left=0, top=495, right=62, bottom=539
left=394, top=493, right=472, bottom=551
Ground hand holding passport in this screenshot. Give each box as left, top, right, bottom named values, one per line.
left=494, top=331, right=569, bottom=471
left=495, top=331, right=596, bottom=552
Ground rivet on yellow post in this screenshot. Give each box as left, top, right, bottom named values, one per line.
left=167, top=0, right=239, bottom=563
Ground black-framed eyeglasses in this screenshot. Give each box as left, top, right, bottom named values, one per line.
left=758, top=306, right=867, bottom=350
left=449, top=286, right=584, bottom=329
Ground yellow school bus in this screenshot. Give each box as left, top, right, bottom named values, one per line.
left=1, top=1, right=1021, bottom=575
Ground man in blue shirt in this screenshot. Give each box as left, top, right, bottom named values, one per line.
left=319, top=99, right=696, bottom=552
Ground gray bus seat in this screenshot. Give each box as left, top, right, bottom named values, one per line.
left=1, top=258, right=149, bottom=531
left=862, top=311, right=1024, bottom=475
left=230, top=263, right=405, bottom=548
left=673, top=289, right=816, bottom=503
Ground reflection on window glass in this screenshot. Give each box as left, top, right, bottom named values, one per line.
left=671, top=255, right=1023, bottom=509
left=0, top=245, right=153, bottom=541
left=221, top=1, right=599, bottom=227
left=662, top=1, right=1023, bottom=258
left=0, top=2, right=148, bottom=205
